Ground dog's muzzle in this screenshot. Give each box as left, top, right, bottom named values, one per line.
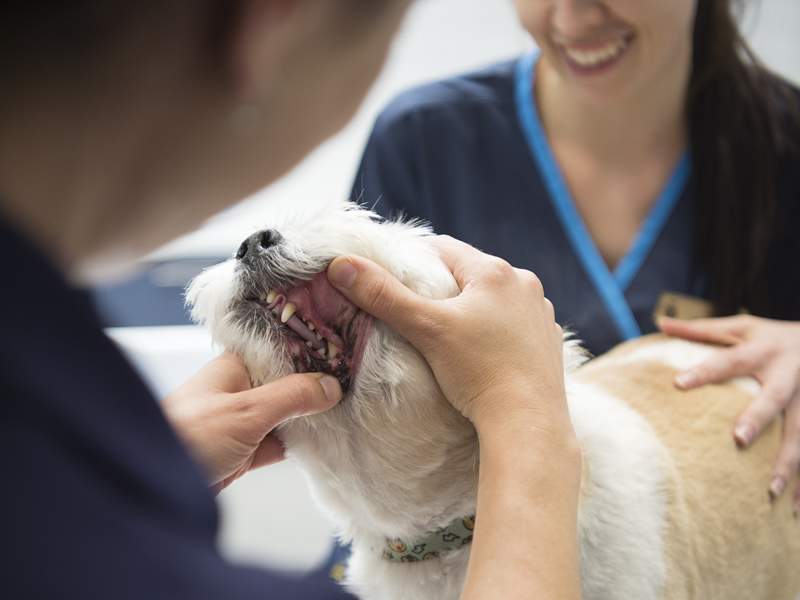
left=236, top=229, right=283, bottom=262
left=234, top=228, right=374, bottom=393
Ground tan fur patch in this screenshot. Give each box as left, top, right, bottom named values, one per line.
left=576, top=335, right=800, bottom=600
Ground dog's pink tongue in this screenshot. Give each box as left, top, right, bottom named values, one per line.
left=285, top=315, right=326, bottom=350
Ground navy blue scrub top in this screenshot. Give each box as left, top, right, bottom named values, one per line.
left=352, top=51, right=800, bottom=357
left=0, top=217, right=352, bottom=598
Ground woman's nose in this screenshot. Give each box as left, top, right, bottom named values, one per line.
left=550, top=0, right=609, bottom=40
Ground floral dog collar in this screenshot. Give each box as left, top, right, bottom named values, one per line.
left=376, top=516, right=475, bottom=563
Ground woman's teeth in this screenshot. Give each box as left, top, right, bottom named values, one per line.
left=563, top=37, right=628, bottom=68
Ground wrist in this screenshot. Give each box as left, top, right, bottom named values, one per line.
left=478, top=424, right=582, bottom=486
left=464, top=413, right=583, bottom=600
left=468, top=380, right=573, bottom=445
left=476, top=390, right=583, bottom=499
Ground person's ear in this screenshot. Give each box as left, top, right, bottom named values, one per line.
left=226, top=0, right=304, bottom=102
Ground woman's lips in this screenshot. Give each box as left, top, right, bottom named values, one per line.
left=560, top=35, right=632, bottom=74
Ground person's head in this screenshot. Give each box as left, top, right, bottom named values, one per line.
left=514, top=0, right=800, bottom=319
left=0, top=0, right=412, bottom=281
left=513, top=0, right=698, bottom=107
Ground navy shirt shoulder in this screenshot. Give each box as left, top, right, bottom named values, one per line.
left=0, top=218, right=351, bottom=599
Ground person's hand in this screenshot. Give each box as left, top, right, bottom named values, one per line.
left=659, top=315, right=800, bottom=509
left=160, top=352, right=342, bottom=495
left=326, top=236, right=569, bottom=439
left=327, top=236, right=582, bottom=600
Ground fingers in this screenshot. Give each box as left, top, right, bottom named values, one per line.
left=733, top=363, right=798, bottom=448
left=543, top=296, right=557, bottom=324
left=658, top=315, right=745, bottom=347
left=427, top=235, right=487, bottom=289
left=661, top=316, right=800, bottom=508
left=328, top=242, right=567, bottom=437
left=191, top=351, right=254, bottom=394
left=251, top=433, right=287, bottom=470
left=327, top=254, right=440, bottom=346
left=429, top=236, right=537, bottom=295
left=674, top=344, right=762, bottom=390
left=243, top=372, right=342, bottom=431
left=767, top=395, right=800, bottom=512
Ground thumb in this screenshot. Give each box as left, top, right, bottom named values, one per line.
left=243, top=372, right=342, bottom=431
left=327, top=255, right=437, bottom=346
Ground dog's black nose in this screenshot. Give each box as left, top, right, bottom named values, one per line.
left=236, top=229, right=283, bottom=260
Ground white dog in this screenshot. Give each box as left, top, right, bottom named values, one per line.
left=187, top=205, right=800, bottom=600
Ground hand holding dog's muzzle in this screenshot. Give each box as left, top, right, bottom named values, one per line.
left=327, top=236, right=571, bottom=440
left=328, top=237, right=584, bottom=600
left=160, top=352, right=342, bottom=495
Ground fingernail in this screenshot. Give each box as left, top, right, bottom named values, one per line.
left=674, top=371, right=696, bottom=389
left=733, top=423, right=754, bottom=447
left=768, top=476, right=786, bottom=500
left=319, top=375, right=342, bottom=402
left=329, top=259, right=357, bottom=289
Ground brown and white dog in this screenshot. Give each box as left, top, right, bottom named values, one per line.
left=186, top=205, right=800, bottom=600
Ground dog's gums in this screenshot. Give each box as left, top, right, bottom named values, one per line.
left=247, top=272, right=373, bottom=393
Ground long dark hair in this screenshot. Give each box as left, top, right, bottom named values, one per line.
left=689, top=0, right=800, bottom=317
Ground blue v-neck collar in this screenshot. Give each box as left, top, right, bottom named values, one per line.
left=513, top=50, right=691, bottom=341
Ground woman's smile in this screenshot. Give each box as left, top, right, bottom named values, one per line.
left=515, top=0, right=696, bottom=107
left=560, top=34, right=633, bottom=74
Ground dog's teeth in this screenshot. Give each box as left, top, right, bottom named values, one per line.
left=259, top=292, right=266, bottom=301
left=305, top=341, right=313, bottom=348
left=318, top=347, right=328, bottom=358
left=266, top=290, right=277, bottom=304
left=281, top=302, right=297, bottom=323
left=316, top=332, right=322, bottom=340
left=307, top=322, right=315, bottom=330
left=328, top=342, right=339, bottom=359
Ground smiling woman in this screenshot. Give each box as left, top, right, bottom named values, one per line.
left=515, top=0, right=697, bottom=108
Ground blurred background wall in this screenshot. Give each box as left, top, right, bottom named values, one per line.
left=103, top=0, right=800, bottom=575
left=149, top=0, right=800, bottom=262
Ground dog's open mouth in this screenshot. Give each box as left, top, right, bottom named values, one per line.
left=247, top=272, right=373, bottom=393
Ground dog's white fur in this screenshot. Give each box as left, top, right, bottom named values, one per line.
left=187, top=205, right=800, bottom=600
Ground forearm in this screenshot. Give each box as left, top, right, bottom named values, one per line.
left=461, top=423, right=583, bottom=600
left=324, top=243, right=582, bottom=596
